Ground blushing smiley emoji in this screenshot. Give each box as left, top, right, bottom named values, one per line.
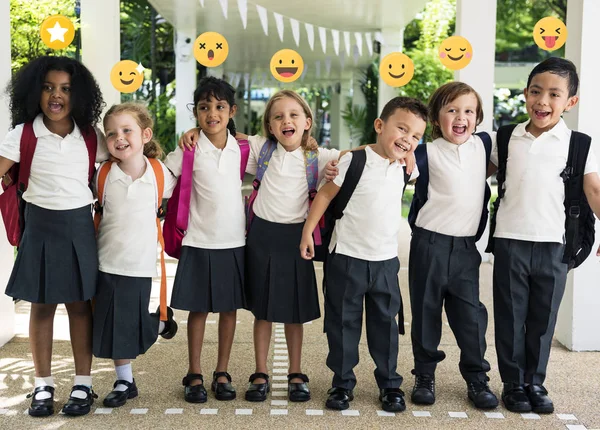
left=379, top=52, right=414, bottom=87
left=439, top=36, right=473, bottom=70
left=270, top=49, right=304, bottom=83
left=533, top=16, right=567, bottom=51
left=110, top=60, right=145, bottom=93
left=194, top=32, right=229, bottom=67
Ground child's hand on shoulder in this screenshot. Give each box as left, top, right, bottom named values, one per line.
left=178, top=127, right=200, bottom=151
left=403, top=152, right=416, bottom=174
left=299, top=232, right=315, bottom=260
left=324, top=160, right=339, bottom=181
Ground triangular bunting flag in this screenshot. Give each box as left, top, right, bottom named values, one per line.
left=198, top=0, right=204, bottom=7
left=218, top=0, right=228, bottom=19
left=365, top=32, right=373, bottom=56
left=318, top=27, right=327, bottom=54
left=305, top=23, right=315, bottom=51
left=331, top=29, right=340, bottom=56
left=290, top=18, right=300, bottom=47
left=343, top=31, right=351, bottom=56
left=354, top=32, right=363, bottom=56
left=237, top=0, right=248, bottom=29
left=256, top=5, right=269, bottom=36
left=273, top=12, right=284, bottom=42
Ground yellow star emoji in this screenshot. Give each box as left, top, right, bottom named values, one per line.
left=47, top=21, right=68, bottom=42
left=40, top=15, right=75, bottom=50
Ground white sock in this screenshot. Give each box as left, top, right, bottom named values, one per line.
left=158, top=321, right=166, bottom=334
left=71, top=375, right=93, bottom=400
left=34, top=376, right=54, bottom=400
left=114, top=363, right=134, bottom=392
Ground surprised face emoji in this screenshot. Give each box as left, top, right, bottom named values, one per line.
left=194, top=32, right=229, bottom=67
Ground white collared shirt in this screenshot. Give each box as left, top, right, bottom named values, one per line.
left=330, top=146, right=419, bottom=261
left=96, top=158, right=177, bottom=277
left=491, top=119, right=598, bottom=243
left=415, top=134, right=490, bottom=237
left=0, top=114, right=109, bottom=210
left=246, top=135, right=340, bottom=224
left=164, top=130, right=247, bottom=249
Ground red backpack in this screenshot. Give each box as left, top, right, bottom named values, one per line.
left=0, top=122, right=97, bottom=246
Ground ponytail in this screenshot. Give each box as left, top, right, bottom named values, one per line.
left=143, top=138, right=164, bottom=159
left=227, top=118, right=237, bottom=137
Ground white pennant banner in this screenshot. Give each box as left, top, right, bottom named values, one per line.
left=290, top=18, right=300, bottom=47
left=315, top=60, right=321, bottom=79
left=256, top=5, right=269, bottom=36
left=374, top=31, right=385, bottom=46
left=198, top=0, right=204, bottom=7
left=324, top=56, right=332, bottom=76
left=365, top=32, right=373, bottom=56
left=343, top=31, right=351, bottom=56
left=237, top=0, right=248, bottom=29
left=273, top=12, right=284, bottom=42
left=318, top=27, right=327, bottom=54
left=354, top=32, right=363, bottom=57
left=331, top=29, right=340, bottom=56
left=218, top=0, right=228, bottom=19
left=305, top=23, right=315, bottom=51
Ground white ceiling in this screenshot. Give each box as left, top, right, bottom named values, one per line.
left=149, top=0, right=428, bottom=85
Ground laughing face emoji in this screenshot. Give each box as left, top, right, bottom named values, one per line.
left=439, top=36, right=473, bottom=70
left=194, top=32, right=229, bottom=67
left=533, top=17, right=567, bottom=51
left=379, top=52, right=414, bottom=87
left=270, top=49, right=304, bottom=83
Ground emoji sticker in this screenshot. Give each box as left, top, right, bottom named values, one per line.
left=194, top=32, right=229, bottom=67
left=533, top=16, right=567, bottom=51
left=110, top=60, right=145, bottom=93
left=270, top=49, right=304, bottom=83
left=379, top=52, right=414, bottom=87
left=438, top=36, right=473, bottom=71
left=40, top=15, right=75, bottom=50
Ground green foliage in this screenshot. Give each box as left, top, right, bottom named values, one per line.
left=398, top=49, right=453, bottom=104
left=360, top=62, right=379, bottom=146
left=416, top=0, right=456, bottom=51
left=10, top=0, right=78, bottom=71
left=494, top=88, right=529, bottom=126
left=146, top=81, right=177, bottom=155
left=402, top=187, right=414, bottom=219
left=341, top=99, right=367, bottom=144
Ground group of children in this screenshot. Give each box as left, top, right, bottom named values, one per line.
left=0, top=53, right=596, bottom=417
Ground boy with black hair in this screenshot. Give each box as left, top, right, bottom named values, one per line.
left=488, top=57, right=600, bottom=414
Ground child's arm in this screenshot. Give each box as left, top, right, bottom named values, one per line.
left=0, top=156, right=15, bottom=179
left=583, top=172, right=600, bottom=256
left=178, top=127, right=200, bottom=151
left=300, top=181, right=341, bottom=260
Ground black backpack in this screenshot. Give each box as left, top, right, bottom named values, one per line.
left=408, top=132, right=492, bottom=241
left=313, top=148, right=411, bottom=261
left=486, top=124, right=595, bottom=270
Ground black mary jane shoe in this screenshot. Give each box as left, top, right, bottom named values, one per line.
left=103, top=379, right=139, bottom=408
left=27, top=386, right=55, bottom=417
left=211, top=371, right=236, bottom=401
left=61, top=385, right=98, bottom=416
left=525, top=384, right=554, bottom=414
left=287, top=373, right=311, bottom=402
left=244, top=372, right=270, bottom=402
left=380, top=387, right=406, bottom=413
left=152, top=306, right=178, bottom=340
left=325, top=387, right=354, bottom=410
left=182, top=373, right=207, bottom=403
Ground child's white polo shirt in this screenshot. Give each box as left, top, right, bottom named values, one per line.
left=330, top=146, right=418, bottom=261
left=246, top=135, right=340, bottom=224
left=491, top=119, right=598, bottom=243
left=96, top=158, right=176, bottom=277
left=164, top=131, right=247, bottom=249
left=0, top=114, right=108, bottom=210
left=415, top=134, right=490, bottom=237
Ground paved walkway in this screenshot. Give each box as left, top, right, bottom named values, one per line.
left=1, top=220, right=599, bottom=429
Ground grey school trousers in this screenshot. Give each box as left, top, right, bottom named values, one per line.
left=493, top=238, right=567, bottom=385
left=324, top=252, right=403, bottom=390
left=409, top=227, right=491, bottom=382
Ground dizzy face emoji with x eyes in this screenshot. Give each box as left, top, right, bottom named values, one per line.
left=439, top=36, right=473, bottom=71
left=533, top=17, right=567, bottom=51
left=194, top=32, right=229, bottom=67
left=110, top=60, right=145, bottom=93
left=270, top=49, right=304, bottom=83
left=379, top=52, right=414, bottom=87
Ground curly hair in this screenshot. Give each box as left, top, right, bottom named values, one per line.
left=193, top=76, right=237, bottom=136
left=7, top=55, right=104, bottom=129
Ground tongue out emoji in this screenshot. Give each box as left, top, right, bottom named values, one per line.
left=542, top=36, right=557, bottom=48
left=533, top=17, right=567, bottom=52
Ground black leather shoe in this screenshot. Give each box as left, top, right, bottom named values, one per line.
left=211, top=371, right=236, bottom=401
left=287, top=373, right=310, bottom=402
left=182, top=373, right=207, bottom=403
left=103, top=379, right=138, bottom=408
left=502, top=383, right=532, bottom=413
left=467, top=380, right=499, bottom=409
left=61, top=385, right=97, bottom=416
left=525, top=384, right=554, bottom=414
left=245, top=373, right=270, bottom=402
left=27, top=386, right=55, bottom=417
left=380, top=388, right=406, bottom=412
left=411, top=373, right=435, bottom=405
left=153, top=306, right=178, bottom=339
left=325, top=387, right=354, bottom=410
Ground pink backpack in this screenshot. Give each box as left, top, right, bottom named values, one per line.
left=163, top=138, right=250, bottom=258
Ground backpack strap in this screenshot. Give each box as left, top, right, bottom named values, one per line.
left=18, top=122, right=37, bottom=193
left=81, top=125, right=98, bottom=184
left=486, top=124, right=517, bottom=253
left=93, top=161, right=113, bottom=233
left=148, top=158, right=168, bottom=321
left=246, top=139, right=277, bottom=230
left=407, top=144, right=428, bottom=229
left=475, top=131, right=493, bottom=241
left=331, top=149, right=367, bottom=219
left=237, top=138, right=250, bottom=181
left=304, top=149, right=322, bottom=245
left=402, top=165, right=411, bottom=196
left=176, top=147, right=195, bottom=233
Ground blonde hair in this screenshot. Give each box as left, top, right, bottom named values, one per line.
left=262, top=90, right=317, bottom=152
left=103, top=102, right=164, bottom=159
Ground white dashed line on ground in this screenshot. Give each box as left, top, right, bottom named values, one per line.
left=271, top=400, right=288, bottom=406
left=449, top=411, right=468, bottom=418
left=200, top=408, right=218, bottom=415
left=341, top=409, right=360, bottom=416
left=558, top=414, right=578, bottom=421
left=235, top=408, right=252, bottom=415
left=413, top=411, right=432, bottom=417
left=270, top=409, right=288, bottom=415
left=94, top=408, right=113, bottom=414
left=130, top=408, right=148, bottom=414
left=165, top=408, right=183, bottom=414
left=377, top=410, right=395, bottom=417
left=485, top=412, right=505, bottom=419
left=306, top=409, right=324, bottom=416
left=521, top=413, right=541, bottom=420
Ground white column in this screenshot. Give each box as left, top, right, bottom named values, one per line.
left=175, top=28, right=197, bottom=136
left=377, top=28, right=403, bottom=118
left=81, top=0, right=120, bottom=113
left=556, top=0, right=600, bottom=351
left=0, top=0, right=15, bottom=347
left=454, top=0, right=497, bottom=260
left=329, top=77, right=352, bottom=150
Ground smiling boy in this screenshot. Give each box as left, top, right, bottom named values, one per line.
left=488, top=57, right=600, bottom=414
left=299, top=97, right=427, bottom=413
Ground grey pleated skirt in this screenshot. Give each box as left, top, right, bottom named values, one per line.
left=93, top=271, right=158, bottom=360
left=170, top=245, right=246, bottom=313
left=245, top=216, right=320, bottom=324
left=5, top=203, right=98, bottom=304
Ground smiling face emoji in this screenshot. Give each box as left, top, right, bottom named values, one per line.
left=270, top=49, right=304, bottom=83
left=194, top=32, right=229, bottom=67
left=379, top=52, right=414, bottom=87
left=110, top=60, right=144, bottom=93
left=439, top=36, right=473, bottom=70
left=533, top=17, right=567, bottom=51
